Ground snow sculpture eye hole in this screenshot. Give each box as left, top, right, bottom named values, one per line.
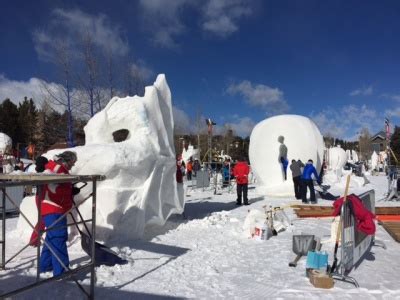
left=112, top=129, right=130, bottom=142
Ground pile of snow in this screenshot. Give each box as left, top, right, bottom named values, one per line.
left=249, top=115, right=324, bottom=196
left=0, top=132, right=12, bottom=154
left=16, top=74, right=184, bottom=243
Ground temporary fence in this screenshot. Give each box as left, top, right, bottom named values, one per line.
left=332, top=189, right=376, bottom=287
left=0, top=174, right=105, bottom=299
left=204, top=162, right=236, bottom=194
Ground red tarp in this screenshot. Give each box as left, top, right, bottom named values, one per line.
left=333, top=194, right=376, bottom=235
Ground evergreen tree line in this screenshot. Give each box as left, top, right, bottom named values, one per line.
left=0, top=97, right=85, bottom=156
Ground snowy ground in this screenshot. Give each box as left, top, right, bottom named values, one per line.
left=1, top=174, right=400, bottom=299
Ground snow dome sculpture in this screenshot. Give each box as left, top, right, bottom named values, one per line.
left=17, top=74, right=184, bottom=243
left=249, top=115, right=324, bottom=196
left=0, top=132, right=12, bottom=154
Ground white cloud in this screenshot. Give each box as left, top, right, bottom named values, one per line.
left=201, top=0, right=253, bottom=37
left=310, top=104, right=382, bottom=140
left=224, top=116, right=255, bottom=137
left=349, top=86, right=373, bottom=96
left=130, top=61, right=154, bottom=81
left=0, top=74, right=107, bottom=116
left=139, top=0, right=254, bottom=48
left=0, top=74, right=47, bottom=106
left=381, top=93, right=400, bottom=102
left=139, top=0, right=190, bottom=49
left=33, top=8, right=129, bottom=61
left=385, top=107, right=400, bottom=118
left=172, top=106, right=193, bottom=134
left=226, top=80, right=289, bottom=114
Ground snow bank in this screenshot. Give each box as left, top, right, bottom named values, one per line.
left=249, top=115, right=324, bottom=196
left=16, top=74, right=184, bottom=243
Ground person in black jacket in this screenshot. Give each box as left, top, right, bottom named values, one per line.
left=290, top=159, right=304, bottom=199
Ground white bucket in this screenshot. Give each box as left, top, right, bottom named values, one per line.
left=253, top=223, right=272, bottom=241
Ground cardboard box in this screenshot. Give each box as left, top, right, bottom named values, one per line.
left=309, top=270, right=334, bottom=289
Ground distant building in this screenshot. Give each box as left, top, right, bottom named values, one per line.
left=370, top=131, right=387, bottom=153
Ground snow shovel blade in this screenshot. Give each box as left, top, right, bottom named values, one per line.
left=292, top=235, right=316, bottom=256
left=81, top=232, right=128, bottom=267
left=289, top=254, right=302, bottom=267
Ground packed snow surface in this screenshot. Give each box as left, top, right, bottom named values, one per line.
left=1, top=174, right=400, bottom=299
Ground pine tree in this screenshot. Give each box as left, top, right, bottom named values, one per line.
left=0, top=99, right=19, bottom=145
left=18, top=97, right=38, bottom=146
left=33, top=109, right=47, bottom=155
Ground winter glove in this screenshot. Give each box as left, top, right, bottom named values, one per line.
left=72, top=187, right=81, bottom=195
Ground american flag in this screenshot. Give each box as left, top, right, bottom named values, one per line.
left=205, top=118, right=216, bottom=134
left=385, top=117, right=390, bottom=140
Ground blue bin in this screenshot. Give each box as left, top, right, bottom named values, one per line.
left=306, top=251, right=328, bottom=269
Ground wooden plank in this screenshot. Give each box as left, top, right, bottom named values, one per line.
left=380, top=221, right=400, bottom=243
left=376, top=207, right=400, bottom=215
left=293, top=205, right=400, bottom=218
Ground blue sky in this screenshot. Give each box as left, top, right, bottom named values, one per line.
left=1, top=0, right=400, bottom=139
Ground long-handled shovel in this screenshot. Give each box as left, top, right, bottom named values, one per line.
left=289, top=254, right=303, bottom=267
left=329, top=174, right=351, bottom=274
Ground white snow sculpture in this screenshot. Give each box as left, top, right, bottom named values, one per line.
left=182, top=144, right=199, bottom=162
left=371, top=151, right=378, bottom=170
left=351, top=150, right=359, bottom=162
left=0, top=132, right=12, bottom=155
left=16, top=74, right=184, bottom=243
left=328, top=146, right=347, bottom=172
left=346, top=149, right=359, bottom=163
left=249, top=115, right=324, bottom=196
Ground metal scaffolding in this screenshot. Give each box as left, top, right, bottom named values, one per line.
left=0, top=174, right=105, bottom=299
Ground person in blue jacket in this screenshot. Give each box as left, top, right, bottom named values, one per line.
left=301, top=159, right=320, bottom=204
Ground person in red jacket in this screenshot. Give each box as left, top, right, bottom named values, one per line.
left=39, top=151, right=77, bottom=276
left=233, top=157, right=250, bottom=205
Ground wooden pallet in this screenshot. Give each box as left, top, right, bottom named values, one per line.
left=293, top=205, right=333, bottom=218
left=292, top=205, right=400, bottom=218
left=379, top=221, right=400, bottom=243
